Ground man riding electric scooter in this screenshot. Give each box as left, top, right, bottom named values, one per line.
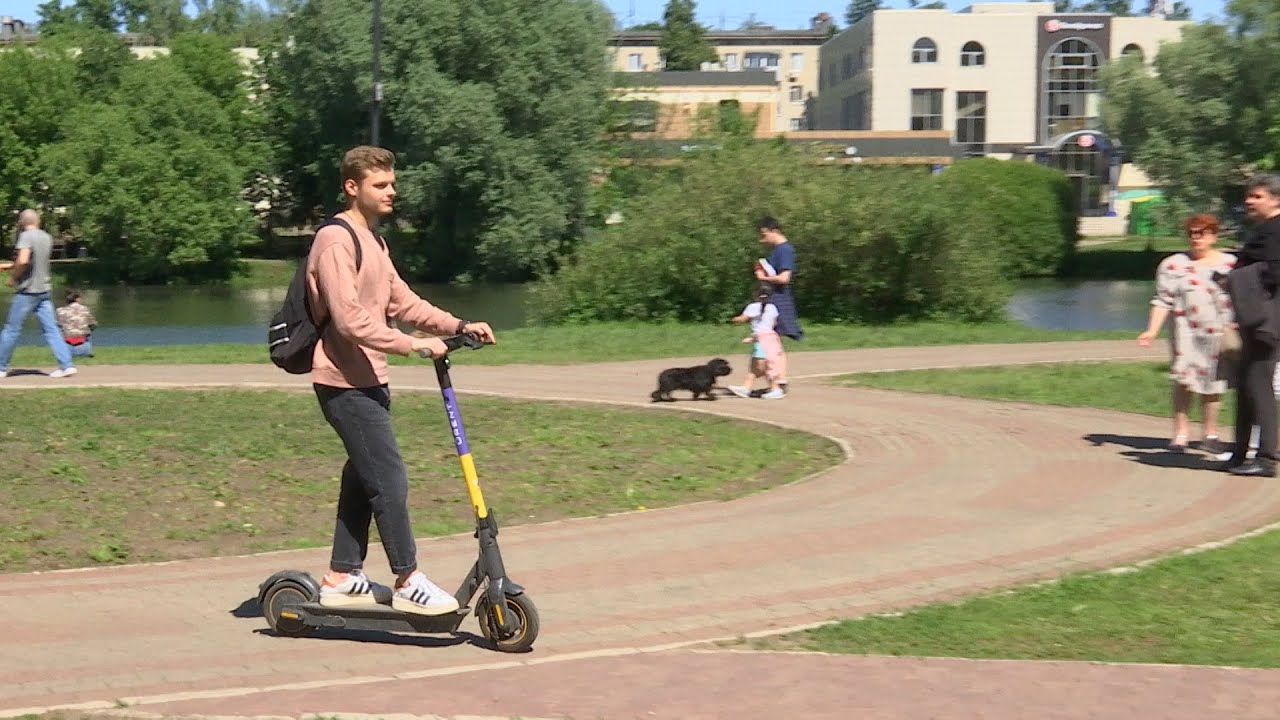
left=306, top=145, right=495, bottom=615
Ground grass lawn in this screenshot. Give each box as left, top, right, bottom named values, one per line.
left=5, top=321, right=1130, bottom=368
left=839, top=360, right=1233, bottom=421
left=743, top=361, right=1280, bottom=667
left=0, top=389, right=842, bottom=573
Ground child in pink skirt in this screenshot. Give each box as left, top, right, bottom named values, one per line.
left=727, top=285, right=787, bottom=400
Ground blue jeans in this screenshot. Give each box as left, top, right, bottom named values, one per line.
left=68, top=338, right=93, bottom=358
left=0, top=292, right=73, bottom=372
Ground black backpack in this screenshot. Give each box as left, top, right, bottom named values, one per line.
left=267, top=216, right=379, bottom=373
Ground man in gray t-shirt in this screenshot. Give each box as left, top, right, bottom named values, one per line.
left=13, top=226, right=52, bottom=294
left=0, top=209, right=74, bottom=377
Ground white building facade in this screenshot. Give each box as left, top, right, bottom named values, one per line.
left=815, top=2, right=1187, bottom=215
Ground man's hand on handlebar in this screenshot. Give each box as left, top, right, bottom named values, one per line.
left=411, top=336, right=449, bottom=359
left=459, top=321, right=496, bottom=344
left=411, top=322, right=497, bottom=359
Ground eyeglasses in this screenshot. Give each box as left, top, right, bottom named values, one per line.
left=1189, top=229, right=1211, bottom=237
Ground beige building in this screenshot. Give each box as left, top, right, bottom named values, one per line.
left=611, top=71, right=786, bottom=137
left=815, top=2, right=1187, bottom=215
left=610, top=17, right=833, bottom=131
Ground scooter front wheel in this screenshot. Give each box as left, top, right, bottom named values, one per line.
left=477, top=593, right=539, bottom=653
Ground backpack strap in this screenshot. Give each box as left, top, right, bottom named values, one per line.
left=319, top=216, right=367, bottom=272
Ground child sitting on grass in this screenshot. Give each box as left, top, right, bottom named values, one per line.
left=56, top=289, right=97, bottom=358
left=727, top=285, right=786, bottom=400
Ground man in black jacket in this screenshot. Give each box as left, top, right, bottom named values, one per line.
left=1227, top=174, right=1280, bottom=476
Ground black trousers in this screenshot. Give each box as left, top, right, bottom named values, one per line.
left=314, top=383, right=418, bottom=576
left=1234, top=339, right=1278, bottom=461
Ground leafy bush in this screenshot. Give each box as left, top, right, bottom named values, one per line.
left=529, top=144, right=1060, bottom=325
left=933, top=158, right=1078, bottom=277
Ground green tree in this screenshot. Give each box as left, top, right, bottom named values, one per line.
left=659, top=0, right=717, bottom=71
left=119, top=0, right=190, bottom=42
left=73, top=29, right=136, bottom=102
left=1100, top=20, right=1263, bottom=209
left=627, top=21, right=663, bottom=30
left=36, top=0, right=78, bottom=35
left=41, top=57, right=256, bottom=283
left=0, top=45, right=81, bottom=234
left=73, top=0, right=120, bottom=31
left=260, top=0, right=613, bottom=281
left=846, top=0, right=881, bottom=26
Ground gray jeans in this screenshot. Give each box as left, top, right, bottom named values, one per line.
left=314, top=384, right=418, bottom=576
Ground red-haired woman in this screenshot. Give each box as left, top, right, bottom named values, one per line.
left=1137, top=213, right=1236, bottom=454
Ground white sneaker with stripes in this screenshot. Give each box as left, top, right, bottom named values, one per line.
left=319, top=570, right=378, bottom=607
left=392, top=571, right=460, bottom=616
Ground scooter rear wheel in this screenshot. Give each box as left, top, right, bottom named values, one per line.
left=477, top=593, right=539, bottom=653
left=262, top=580, right=316, bottom=637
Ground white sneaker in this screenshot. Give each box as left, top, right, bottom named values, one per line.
left=0, top=370, right=7, bottom=378
left=319, top=570, right=379, bottom=607
left=761, top=388, right=786, bottom=400
left=727, top=385, right=751, bottom=398
left=49, top=367, right=77, bottom=378
left=392, top=571, right=460, bottom=616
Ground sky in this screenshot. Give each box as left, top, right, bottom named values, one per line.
left=0, top=0, right=1232, bottom=27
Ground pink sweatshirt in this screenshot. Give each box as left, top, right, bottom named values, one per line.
left=305, top=219, right=462, bottom=388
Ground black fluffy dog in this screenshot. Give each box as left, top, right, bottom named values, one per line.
left=650, top=358, right=732, bottom=402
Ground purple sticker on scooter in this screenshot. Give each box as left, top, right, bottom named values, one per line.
left=441, top=387, right=471, bottom=455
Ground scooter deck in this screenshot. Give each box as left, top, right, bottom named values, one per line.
left=288, top=601, right=470, bottom=635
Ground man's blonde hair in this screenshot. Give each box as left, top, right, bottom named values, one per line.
left=340, top=145, right=395, bottom=189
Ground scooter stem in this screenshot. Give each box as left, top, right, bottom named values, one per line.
left=434, top=356, right=489, bottom=519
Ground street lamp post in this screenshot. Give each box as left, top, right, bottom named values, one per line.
left=371, top=0, right=383, bottom=146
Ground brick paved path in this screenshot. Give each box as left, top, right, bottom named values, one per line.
left=3, top=340, right=1280, bottom=719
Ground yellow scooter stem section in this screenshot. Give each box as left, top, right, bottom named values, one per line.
left=458, top=452, right=489, bottom=519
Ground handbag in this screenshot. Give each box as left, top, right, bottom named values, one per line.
left=1221, top=324, right=1243, bottom=354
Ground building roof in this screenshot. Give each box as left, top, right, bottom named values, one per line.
left=613, top=71, right=779, bottom=88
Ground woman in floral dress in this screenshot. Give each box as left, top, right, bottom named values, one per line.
left=1137, top=214, right=1236, bottom=453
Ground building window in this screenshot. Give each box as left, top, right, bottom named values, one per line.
left=627, top=53, right=642, bottom=71
left=1042, top=37, right=1102, bottom=141
left=956, top=91, right=986, bottom=148
left=790, top=85, right=804, bottom=103
left=842, top=53, right=852, bottom=80
left=911, top=38, right=937, bottom=64
left=790, top=117, right=804, bottom=130
left=1121, top=43, right=1144, bottom=62
left=791, top=53, right=805, bottom=72
left=960, top=41, right=985, bottom=67
left=745, top=52, right=780, bottom=70
left=724, top=53, right=739, bottom=70
left=910, top=88, right=943, bottom=130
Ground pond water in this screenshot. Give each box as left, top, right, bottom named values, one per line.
left=8, top=283, right=533, bottom=347
left=6, top=279, right=1151, bottom=347
left=1006, top=279, right=1154, bottom=332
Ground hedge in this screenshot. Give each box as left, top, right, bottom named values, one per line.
left=529, top=144, right=1077, bottom=325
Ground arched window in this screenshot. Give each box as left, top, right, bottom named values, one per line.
left=911, top=37, right=937, bottom=64
left=1121, top=43, right=1144, bottom=62
left=961, top=41, right=985, bottom=67
left=1042, top=37, right=1102, bottom=141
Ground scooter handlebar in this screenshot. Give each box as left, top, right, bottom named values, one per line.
left=417, top=332, right=489, bottom=359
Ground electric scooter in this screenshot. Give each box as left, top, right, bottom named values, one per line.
left=257, top=333, right=539, bottom=653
